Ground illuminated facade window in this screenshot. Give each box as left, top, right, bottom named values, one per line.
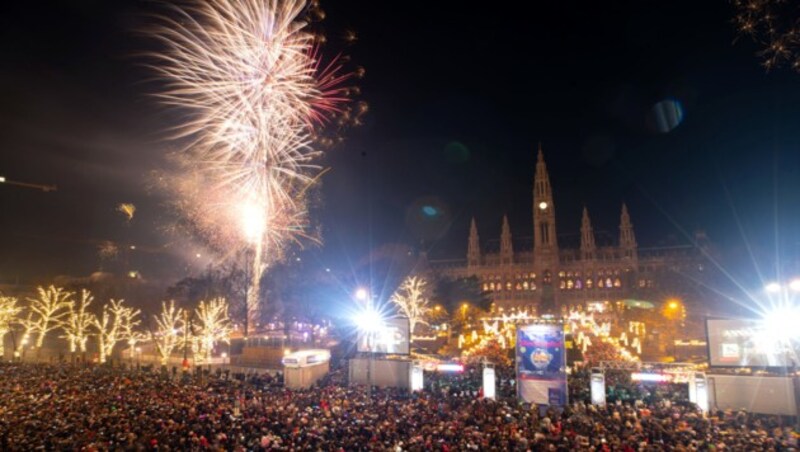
left=523, top=281, right=529, bottom=290
left=638, top=279, right=646, bottom=288
left=483, top=283, right=489, bottom=291
left=506, top=282, right=512, bottom=291
left=597, top=278, right=604, bottom=288
left=515, top=283, right=522, bottom=290
left=575, top=279, right=583, bottom=289
left=605, top=277, right=613, bottom=288
left=530, top=282, right=537, bottom=290
left=567, top=279, right=574, bottom=289
left=559, top=280, right=566, bottom=289
left=558, top=271, right=565, bottom=277
left=613, top=278, right=622, bottom=288
left=586, top=278, right=593, bottom=289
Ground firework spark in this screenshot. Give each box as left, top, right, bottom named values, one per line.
left=150, top=0, right=358, bottom=328
left=733, top=0, right=800, bottom=72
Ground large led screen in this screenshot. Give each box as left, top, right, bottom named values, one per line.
left=357, top=318, right=410, bottom=355
left=707, top=318, right=799, bottom=368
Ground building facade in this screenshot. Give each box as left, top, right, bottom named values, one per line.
left=432, top=146, right=713, bottom=313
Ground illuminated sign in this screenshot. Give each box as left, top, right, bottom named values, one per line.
left=436, top=363, right=464, bottom=372
left=631, top=372, right=671, bottom=383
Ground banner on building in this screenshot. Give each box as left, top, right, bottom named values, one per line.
left=516, top=323, right=568, bottom=406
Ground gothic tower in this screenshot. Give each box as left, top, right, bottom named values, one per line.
left=500, top=214, right=513, bottom=265
left=467, top=217, right=481, bottom=268
left=533, top=145, right=559, bottom=313
left=580, top=206, right=596, bottom=261
left=619, top=203, right=638, bottom=264
left=533, top=145, right=559, bottom=267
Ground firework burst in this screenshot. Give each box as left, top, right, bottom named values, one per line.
left=150, top=0, right=359, bottom=328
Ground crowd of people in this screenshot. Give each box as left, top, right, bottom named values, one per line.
left=0, top=362, right=797, bottom=450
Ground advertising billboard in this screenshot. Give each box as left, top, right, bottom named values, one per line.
left=706, top=318, right=799, bottom=368
left=357, top=317, right=410, bottom=354
left=516, top=323, right=568, bottom=406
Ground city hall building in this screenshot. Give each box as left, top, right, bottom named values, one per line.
left=431, top=146, right=713, bottom=313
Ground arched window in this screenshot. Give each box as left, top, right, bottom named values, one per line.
left=523, top=281, right=529, bottom=290
left=489, top=282, right=495, bottom=291
left=586, top=278, right=593, bottom=289
left=597, top=278, right=604, bottom=288
left=483, top=283, right=489, bottom=291
left=575, top=279, right=583, bottom=290
left=506, top=282, right=512, bottom=291
left=530, top=282, right=537, bottom=290
left=516, top=283, right=522, bottom=290
left=567, top=279, right=574, bottom=289
left=559, top=280, right=566, bottom=289
left=614, top=278, right=622, bottom=288
left=606, top=277, right=613, bottom=288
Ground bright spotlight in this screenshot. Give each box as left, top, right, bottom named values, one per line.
left=765, top=282, right=782, bottom=293
left=355, top=287, right=368, bottom=301
left=762, top=307, right=800, bottom=341
left=789, top=279, right=800, bottom=292
left=354, top=307, right=383, bottom=333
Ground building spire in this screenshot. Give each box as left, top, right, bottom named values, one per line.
left=537, top=141, right=544, bottom=162
left=619, top=203, right=638, bottom=261
left=500, top=214, right=513, bottom=265
left=580, top=206, right=596, bottom=261
left=468, top=217, right=481, bottom=268
left=533, top=144, right=559, bottom=264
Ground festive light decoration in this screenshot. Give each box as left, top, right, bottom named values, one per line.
left=25, top=286, right=72, bottom=348
left=61, top=289, right=95, bottom=354
left=389, top=276, right=431, bottom=338
left=0, top=296, right=22, bottom=358
left=149, top=0, right=359, bottom=327
left=193, top=298, right=232, bottom=363
left=92, top=300, right=132, bottom=364
left=152, top=300, right=185, bottom=365
left=117, top=304, right=146, bottom=362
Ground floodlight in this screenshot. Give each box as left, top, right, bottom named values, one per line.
left=789, top=279, right=800, bottom=292
left=765, top=282, right=782, bottom=293
left=762, top=307, right=800, bottom=340
left=354, top=307, right=383, bottom=333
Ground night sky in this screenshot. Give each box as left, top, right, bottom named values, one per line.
left=1, top=1, right=799, bottom=294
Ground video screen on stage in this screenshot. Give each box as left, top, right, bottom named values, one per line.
left=707, top=318, right=800, bottom=368
left=357, top=318, right=410, bottom=354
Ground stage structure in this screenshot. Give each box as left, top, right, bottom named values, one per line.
left=282, top=349, right=330, bottom=389
left=516, top=322, right=568, bottom=406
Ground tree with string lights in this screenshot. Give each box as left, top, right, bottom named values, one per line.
left=25, top=286, right=72, bottom=349
left=0, top=296, right=22, bottom=359
left=61, top=289, right=95, bottom=355
left=390, top=276, right=432, bottom=339
left=193, top=298, right=232, bottom=364
left=152, top=300, right=185, bottom=366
